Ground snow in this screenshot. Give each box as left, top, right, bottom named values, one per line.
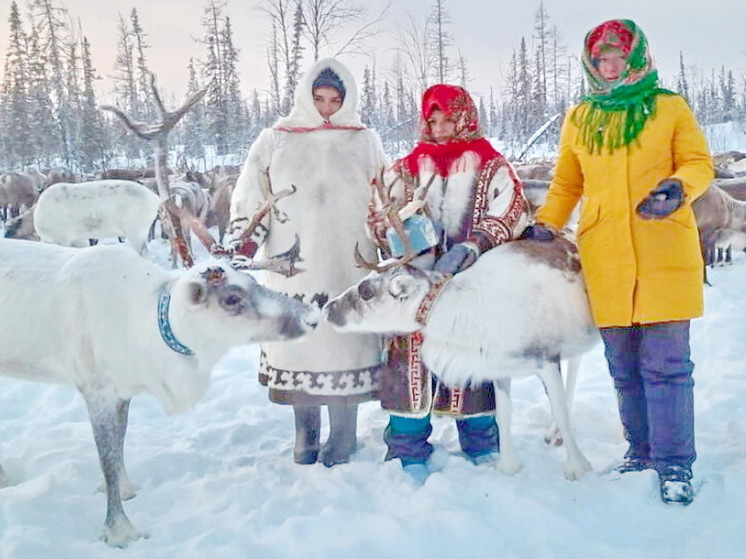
left=1, top=230, right=745, bottom=559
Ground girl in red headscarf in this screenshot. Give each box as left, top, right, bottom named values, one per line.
left=370, top=84, right=529, bottom=482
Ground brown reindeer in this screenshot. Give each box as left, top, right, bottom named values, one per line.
left=693, top=182, right=746, bottom=266
left=0, top=172, right=38, bottom=221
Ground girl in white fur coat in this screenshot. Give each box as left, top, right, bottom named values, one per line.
left=227, top=58, right=388, bottom=467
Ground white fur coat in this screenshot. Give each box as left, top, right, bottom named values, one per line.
left=229, top=58, right=388, bottom=400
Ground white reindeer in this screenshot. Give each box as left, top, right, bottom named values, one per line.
left=324, top=236, right=599, bottom=480
left=4, top=179, right=159, bottom=254
left=0, top=239, right=319, bottom=547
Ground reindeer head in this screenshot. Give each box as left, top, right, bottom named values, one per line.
left=173, top=260, right=319, bottom=346
left=323, top=265, right=441, bottom=334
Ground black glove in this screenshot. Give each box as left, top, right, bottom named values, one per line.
left=520, top=223, right=556, bottom=242
left=433, top=242, right=480, bottom=274
left=636, top=178, right=684, bottom=219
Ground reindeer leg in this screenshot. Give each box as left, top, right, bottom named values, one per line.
left=494, top=378, right=522, bottom=475
left=113, top=399, right=137, bottom=500
left=82, top=388, right=146, bottom=547
left=96, top=398, right=136, bottom=500
left=544, top=357, right=581, bottom=446
left=537, top=360, right=592, bottom=480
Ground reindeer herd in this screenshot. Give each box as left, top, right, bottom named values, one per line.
left=0, top=165, right=238, bottom=255
left=1, top=149, right=746, bottom=546
left=3, top=149, right=746, bottom=268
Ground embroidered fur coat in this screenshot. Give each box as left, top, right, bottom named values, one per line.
left=373, top=85, right=530, bottom=417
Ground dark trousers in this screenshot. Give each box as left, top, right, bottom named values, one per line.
left=384, top=414, right=499, bottom=465
left=600, top=321, right=696, bottom=472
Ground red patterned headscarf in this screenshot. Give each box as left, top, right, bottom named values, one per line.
left=400, top=84, right=499, bottom=177
left=586, top=19, right=634, bottom=59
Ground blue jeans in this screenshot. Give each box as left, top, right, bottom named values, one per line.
left=384, top=414, right=499, bottom=465
left=600, top=321, right=696, bottom=472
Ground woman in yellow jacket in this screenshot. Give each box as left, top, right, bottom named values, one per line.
left=524, top=19, right=713, bottom=505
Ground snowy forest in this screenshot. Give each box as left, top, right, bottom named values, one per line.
left=2, top=0, right=745, bottom=173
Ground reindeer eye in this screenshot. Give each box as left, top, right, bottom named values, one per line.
left=357, top=279, right=376, bottom=301
left=219, top=286, right=247, bottom=314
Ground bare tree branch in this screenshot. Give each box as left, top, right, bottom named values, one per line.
left=332, top=1, right=392, bottom=58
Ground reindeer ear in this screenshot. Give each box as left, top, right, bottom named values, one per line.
left=388, top=274, right=419, bottom=299
left=187, top=280, right=209, bottom=306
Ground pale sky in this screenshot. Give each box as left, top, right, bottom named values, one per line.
left=1, top=0, right=744, bottom=104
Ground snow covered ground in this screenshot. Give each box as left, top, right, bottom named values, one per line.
left=1, top=232, right=746, bottom=559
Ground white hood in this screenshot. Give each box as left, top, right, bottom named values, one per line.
left=274, top=58, right=364, bottom=129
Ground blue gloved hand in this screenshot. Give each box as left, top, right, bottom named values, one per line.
left=433, top=242, right=480, bottom=274
left=519, top=223, right=556, bottom=242
left=636, top=178, right=684, bottom=219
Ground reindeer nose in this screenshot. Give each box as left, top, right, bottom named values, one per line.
left=321, top=300, right=346, bottom=327
left=305, top=305, right=321, bottom=329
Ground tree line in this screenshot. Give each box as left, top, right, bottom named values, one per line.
left=2, top=0, right=745, bottom=173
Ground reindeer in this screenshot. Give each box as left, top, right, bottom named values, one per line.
left=0, top=172, right=38, bottom=221
left=157, top=176, right=210, bottom=267
left=204, top=167, right=239, bottom=243
left=325, top=235, right=598, bottom=479
left=102, top=73, right=207, bottom=268
left=0, top=239, right=319, bottom=546
left=693, top=182, right=746, bottom=266
left=336, top=174, right=598, bottom=478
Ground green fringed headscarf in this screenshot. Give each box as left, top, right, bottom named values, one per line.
left=573, top=19, right=674, bottom=154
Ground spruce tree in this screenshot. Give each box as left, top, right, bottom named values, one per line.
left=1, top=1, right=33, bottom=167
left=78, top=36, right=107, bottom=171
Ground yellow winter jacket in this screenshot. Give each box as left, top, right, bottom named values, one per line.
left=536, top=94, right=713, bottom=327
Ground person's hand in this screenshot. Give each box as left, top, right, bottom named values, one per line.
left=519, top=223, right=556, bottom=242
left=227, top=237, right=259, bottom=259
left=433, top=242, right=480, bottom=274
left=636, top=178, right=684, bottom=219
left=366, top=208, right=388, bottom=244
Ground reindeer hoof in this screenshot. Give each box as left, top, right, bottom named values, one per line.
left=563, top=458, right=592, bottom=480
left=496, top=456, right=522, bottom=475
left=102, top=519, right=149, bottom=548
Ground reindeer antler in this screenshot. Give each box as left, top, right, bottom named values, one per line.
left=231, top=235, right=303, bottom=277
left=231, top=183, right=297, bottom=251
left=356, top=170, right=439, bottom=272
left=219, top=175, right=302, bottom=276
